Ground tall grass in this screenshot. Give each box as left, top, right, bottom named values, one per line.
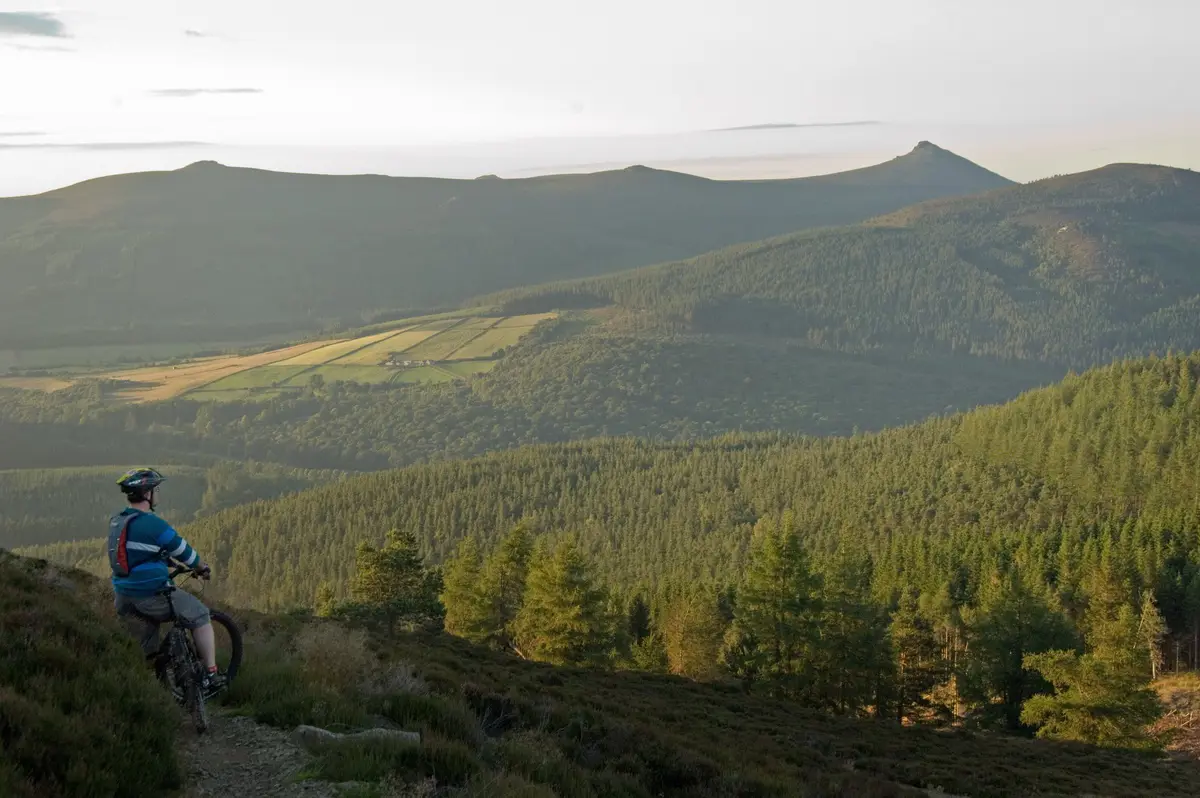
left=219, top=612, right=1200, bottom=797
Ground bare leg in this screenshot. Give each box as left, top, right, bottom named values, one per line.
left=192, top=622, right=218, bottom=671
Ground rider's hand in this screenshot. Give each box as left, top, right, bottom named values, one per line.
left=194, top=563, right=212, bottom=580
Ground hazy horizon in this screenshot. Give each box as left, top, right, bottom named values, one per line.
left=3, top=0, right=1198, bottom=196
left=3, top=117, right=1200, bottom=198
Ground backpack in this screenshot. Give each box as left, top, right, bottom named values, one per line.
left=107, top=510, right=145, bottom=578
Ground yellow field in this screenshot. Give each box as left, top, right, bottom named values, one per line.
left=451, top=327, right=522, bottom=359
left=273, top=334, right=395, bottom=365
left=333, top=328, right=437, bottom=364
left=101, top=340, right=333, bottom=402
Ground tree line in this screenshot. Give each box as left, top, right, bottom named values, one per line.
left=339, top=514, right=1170, bottom=750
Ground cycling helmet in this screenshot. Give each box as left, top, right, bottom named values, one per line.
left=117, top=467, right=166, bottom=505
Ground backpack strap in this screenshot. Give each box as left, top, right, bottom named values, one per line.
left=107, top=510, right=144, bottom=579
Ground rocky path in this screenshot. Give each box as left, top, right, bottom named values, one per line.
left=178, top=712, right=339, bottom=798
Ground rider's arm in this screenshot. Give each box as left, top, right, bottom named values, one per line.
left=152, top=522, right=205, bottom=571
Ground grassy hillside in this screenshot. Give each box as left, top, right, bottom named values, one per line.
left=213, top=615, right=1200, bottom=797
left=0, top=551, right=180, bottom=797
left=6, top=549, right=1197, bottom=797
left=489, top=162, right=1200, bottom=369
left=0, top=143, right=1011, bottom=351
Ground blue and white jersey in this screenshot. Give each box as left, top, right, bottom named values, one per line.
left=108, top=509, right=201, bottom=597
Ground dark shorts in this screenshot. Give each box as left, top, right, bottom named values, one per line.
left=115, top=589, right=211, bottom=656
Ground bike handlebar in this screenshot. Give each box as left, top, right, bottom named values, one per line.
left=168, top=564, right=210, bottom=581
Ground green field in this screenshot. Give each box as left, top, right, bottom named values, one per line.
left=191, top=365, right=313, bottom=393
left=275, top=331, right=395, bottom=366
left=437, top=360, right=497, bottom=377
left=286, top=364, right=400, bottom=385
left=390, top=365, right=458, bottom=384
left=331, top=328, right=417, bottom=364
left=452, top=326, right=526, bottom=359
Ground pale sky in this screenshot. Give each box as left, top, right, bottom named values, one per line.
left=2, top=0, right=1199, bottom=194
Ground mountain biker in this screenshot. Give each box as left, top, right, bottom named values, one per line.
left=108, top=467, right=225, bottom=694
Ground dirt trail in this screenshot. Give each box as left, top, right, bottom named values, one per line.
left=179, top=712, right=339, bottom=798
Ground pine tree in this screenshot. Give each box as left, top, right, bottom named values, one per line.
left=662, top=588, right=727, bottom=681
left=890, top=589, right=946, bottom=723
left=441, top=537, right=491, bottom=643
left=1022, top=598, right=1164, bottom=750
left=313, top=581, right=336, bottom=618
left=1138, top=590, right=1167, bottom=680
left=513, top=540, right=614, bottom=666
left=476, top=524, right=533, bottom=653
left=719, top=622, right=760, bottom=691
left=818, top=546, right=890, bottom=714
left=630, top=632, right=670, bottom=672
left=344, top=529, right=443, bottom=633
left=627, top=594, right=652, bottom=646
left=960, top=570, right=1074, bottom=730
left=735, top=513, right=820, bottom=696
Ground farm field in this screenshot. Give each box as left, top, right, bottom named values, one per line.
left=0, top=312, right=554, bottom=402
left=273, top=333, right=392, bottom=365
left=287, top=365, right=399, bottom=385
left=0, top=335, right=300, bottom=372
left=453, top=326, right=526, bottom=359
left=401, top=327, right=482, bottom=361
left=332, top=327, right=434, bottom=365
left=437, top=360, right=497, bottom=378
left=391, top=365, right=458, bottom=384
left=188, top=366, right=313, bottom=395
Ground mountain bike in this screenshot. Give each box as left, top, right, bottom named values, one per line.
left=146, top=565, right=244, bottom=733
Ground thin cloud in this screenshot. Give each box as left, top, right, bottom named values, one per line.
left=184, top=29, right=208, bottom=38
left=709, top=121, right=882, bottom=133
left=149, top=88, right=263, bottom=98
left=0, top=131, right=46, bottom=138
left=2, top=42, right=74, bottom=52
left=0, top=141, right=209, bottom=151
left=0, top=11, right=69, bottom=38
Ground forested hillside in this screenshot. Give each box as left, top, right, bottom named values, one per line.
left=0, top=461, right=342, bottom=549
left=26, top=352, right=1200, bottom=758
left=0, top=142, right=1010, bottom=349
left=491, top=162, right=1200, bottom=369
left=32, top=354, right=1200, bottom=626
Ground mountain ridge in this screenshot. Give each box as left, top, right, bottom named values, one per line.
left=486, top=159, right=1200, bottom=370
left=0, top=142, right=1011, bottom=350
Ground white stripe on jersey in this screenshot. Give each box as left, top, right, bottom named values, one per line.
left=125, top=542, right=162, bottom=553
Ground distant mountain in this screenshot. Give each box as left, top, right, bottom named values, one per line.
left=0, top=143, right=1012, bottom=349
left=491, top=160, right=1200, bottom=370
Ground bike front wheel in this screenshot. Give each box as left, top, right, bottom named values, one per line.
left=210, top=610, right=243, bottom=686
